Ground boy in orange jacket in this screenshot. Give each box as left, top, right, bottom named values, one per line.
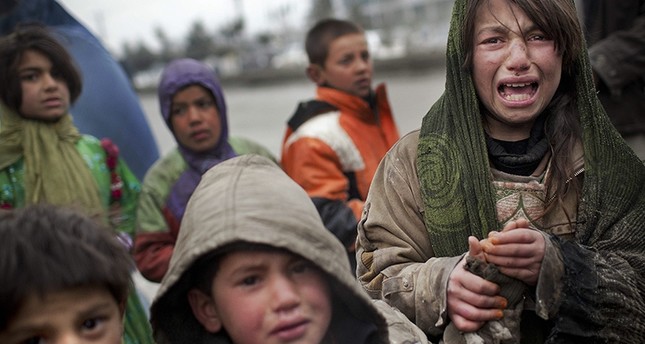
left=281, top=19, right=399, bottom=269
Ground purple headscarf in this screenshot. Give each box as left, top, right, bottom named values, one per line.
left=158, top=58, right=236, bottom=222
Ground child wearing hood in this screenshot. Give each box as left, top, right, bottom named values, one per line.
left=149, top=154, right=429, bottom=344
left=133, top=58, right=277, bottom=283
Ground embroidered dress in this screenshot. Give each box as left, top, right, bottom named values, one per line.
left=0, top=136, right=139, bottom=235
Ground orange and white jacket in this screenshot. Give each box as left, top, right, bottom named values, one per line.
left=281, top=84, right=399, bottom=248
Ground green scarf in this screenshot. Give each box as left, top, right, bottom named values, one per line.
left=0, top=103, right=103, bottom=215
left=416, top=0, right=498, bottom=256
left=418, top=0, right=645, bottom=341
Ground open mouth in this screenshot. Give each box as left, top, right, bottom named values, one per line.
left=498, top=82, right=538, bottom=101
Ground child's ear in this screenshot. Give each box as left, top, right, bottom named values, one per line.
left=187, top=289, right=222, bottom=333
left=306, top=64, right=324, bottom=85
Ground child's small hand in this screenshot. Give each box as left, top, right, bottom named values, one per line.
left=447, top=236, right=507, bottom=332
left=501, top=219, right=530, bottom=232
left=480, top=218, right=528, bottom=252
left=481, top=219, right=545, bottom=285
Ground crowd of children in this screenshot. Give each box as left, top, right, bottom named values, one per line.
left=1, top=0, right=644, bottom=343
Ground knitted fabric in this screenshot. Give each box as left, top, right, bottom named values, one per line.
left=417, top=0, right=497, bottom=256
left=417, top=0, right=645, bottom=342
left=0, top=104, right=103, bottom=214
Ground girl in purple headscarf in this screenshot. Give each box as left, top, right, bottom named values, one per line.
left=133, top=58, right=277, bottom=282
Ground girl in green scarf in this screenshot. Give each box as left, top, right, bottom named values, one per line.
left=356, top=0, right=645, bottom=343
left=0, top=25, right=153, bottom=344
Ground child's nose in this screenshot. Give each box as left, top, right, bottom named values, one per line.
left=355, top=57, right=369, bottom=71
left=505, top=40, right=530, bottom=74
left=43, top=73, right=59, bottom=88
left=56, top=333, right=83, bottom=344
left=186, top=106, right=203, bottom=123
left=271, top=276, right=300, bottom=311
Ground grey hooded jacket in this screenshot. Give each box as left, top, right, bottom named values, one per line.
left=149, top=154, right=429, bottom=344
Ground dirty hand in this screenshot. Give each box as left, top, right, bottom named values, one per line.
left=481, top=219, right=545, bottom=285
left=447, top=236, right=508, bottom=332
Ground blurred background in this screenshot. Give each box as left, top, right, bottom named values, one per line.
left=46, top=0, right=453, bottom=300
left=58, top=0, right=452, bottom=90
left=49, top=0, right=452, bottom=160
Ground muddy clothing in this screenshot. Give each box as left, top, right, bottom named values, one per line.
left=357, top=132, right=582, bottom=342
left=357, top=0, right=645, bottom=342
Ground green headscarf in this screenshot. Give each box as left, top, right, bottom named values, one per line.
left=417, top=0, right=645, bottom=341
left=0, top=103, right=103, bottom=215
left=417, top=0, right=644, bottom=257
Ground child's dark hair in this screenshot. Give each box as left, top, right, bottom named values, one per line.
left=0, top=24, right=82, bottom=112
left=189, top=242, right=289, bottom=294
left=305, top=18, right=363, bottom=66
left=0, top=204, right=133, bottom=331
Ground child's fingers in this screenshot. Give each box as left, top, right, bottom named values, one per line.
left=468, top=236, right=487, bottom=261
left=500, top=218, right=530, bottom=232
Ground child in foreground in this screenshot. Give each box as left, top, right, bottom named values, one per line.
left=0, top=204, right=133, bottom=344
left=149, top=154, right=428, bottom=343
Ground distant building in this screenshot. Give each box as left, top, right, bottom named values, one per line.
left=264, top=0, right=452, bottom=71
left=332, top=0, right=452, bottom=53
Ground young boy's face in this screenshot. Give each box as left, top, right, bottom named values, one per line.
left=18, top=49, right=71, bottom=121
left=189, top=250, right=333, bottom=344
left=170, top=84, right=223, bottom=153
left=311, top=33, right=373, bottom=98
left=0, top=286, right=123, bottom=344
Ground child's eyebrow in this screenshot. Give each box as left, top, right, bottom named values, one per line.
left=18, top=66, right=42, bottom=73
left=230, top=263, right=267, bottom=275
left=76, top=301, right=116, bottom=321
left=477, top=23, right=541, bottom=37
left=2, top=322, right=50, bottom=340
left=476, top=25, right=509, bottom=36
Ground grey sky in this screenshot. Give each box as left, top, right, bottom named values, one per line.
left=57, top=0, right=309, bottom=55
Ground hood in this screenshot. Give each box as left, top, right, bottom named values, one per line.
left=150, top=155, right=389, bottom=344
left=157, top=58, right=229, bottom=145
